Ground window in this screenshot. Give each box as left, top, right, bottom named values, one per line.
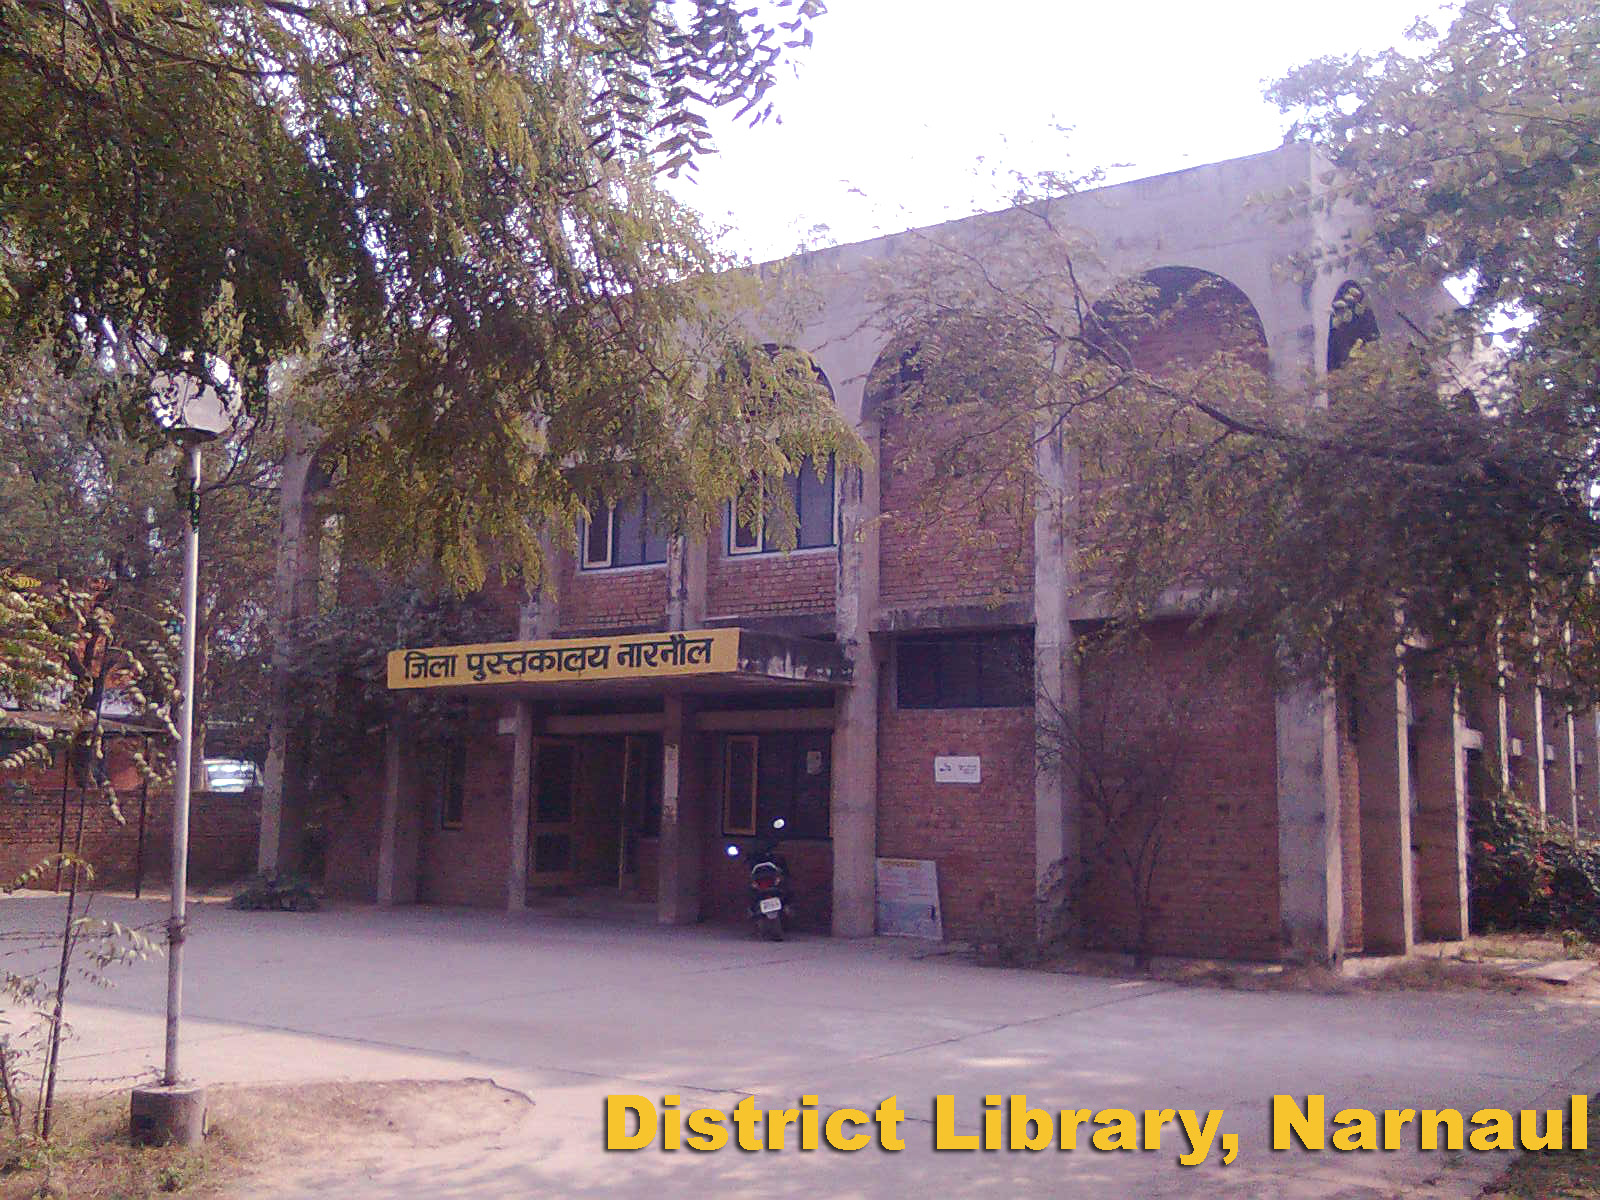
left=720, top=731, right=831, bottom=839
left=723, top=735, right=759, bottom=835
left=436, top=739, right=467, bottom=829
left=582, top=493, right=670, bottom=570
left=1327, top=280, right=1380, bottom=372
left=727, top=455, right=836, bottom=555
left=896, top=631, right=1032, bottom=709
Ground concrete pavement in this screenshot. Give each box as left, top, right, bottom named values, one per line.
left=3, top=893, right=1596, bottom=1198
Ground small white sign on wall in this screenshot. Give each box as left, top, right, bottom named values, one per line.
left=934, top=755, right=981, bottom=784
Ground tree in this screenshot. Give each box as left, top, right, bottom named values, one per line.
left=1, top=0, right=848, bottom=590
left=865, top=0, right=1600, bottom=700
left=0, top=578, right=168, bottom=1142
left=1260, top=0, right=1600, bottom=691
left=0, top=352, right=279, bottom=772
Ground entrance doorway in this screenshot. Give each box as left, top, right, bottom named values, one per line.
left=532, top=740, right=578, bottom=887
left=530, top=734, right=663, bottom=897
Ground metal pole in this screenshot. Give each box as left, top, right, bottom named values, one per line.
left=165, top=442, right=202, bottom=1087
left=134, top=734, right=150, bottom=900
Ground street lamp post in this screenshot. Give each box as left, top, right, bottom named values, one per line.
left=130, top=374, right=230, bottom=1148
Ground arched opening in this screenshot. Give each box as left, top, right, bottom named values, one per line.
left=724, top=343, right=837, bottom=556
left=862, top=322, right=1033, bottom=609
left=1327, top=279, right=1380, bottom=371
left=1087, top=266, right=1270, bottom=376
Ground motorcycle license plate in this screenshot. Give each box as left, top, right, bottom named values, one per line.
left=759, top=897, right=783, bottom=915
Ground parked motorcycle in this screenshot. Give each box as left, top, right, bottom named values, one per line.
left=727, top=818, right=794, bottom=940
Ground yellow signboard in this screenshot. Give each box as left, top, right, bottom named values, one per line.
left=386, top=628, right=740, bottom=690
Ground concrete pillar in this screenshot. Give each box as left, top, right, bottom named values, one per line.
left=504, top=587, right=553, bottom=912
left=259, top=415, right=324, bottom=875
left=1033, top=423, right=1077, bottom=938
left=1412, top=685, right=1468, bottom=942
left=667, top=532, right=708, bottom=630
left=507, top=699, right=534, bottom=911
left=830, top=421, right=882, bottom=937
left=1576, top=708, right=1600, bottom=835
left=657, top=694, right=704, bottom=924
left=1355, top=669, right=1415, bottom=955
left=1549, top=705, right=1579, bottom=834
left=1275, top=684, right=1344, bottom=964
left=1505, top=679, right=1546, bottom=816
left=1462, top=682, right=1507, bottom=799
left=376, top=713, right=421, bottom=906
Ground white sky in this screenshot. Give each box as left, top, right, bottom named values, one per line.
left=669, top=0, right=1448, bottom=262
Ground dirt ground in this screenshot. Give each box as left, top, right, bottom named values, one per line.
left=1038, top=932, right=1600, bottom=999
left=0, top=1080, right=533, bottom=1200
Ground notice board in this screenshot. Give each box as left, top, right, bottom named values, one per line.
left=876, top=858, right=943, bottom=940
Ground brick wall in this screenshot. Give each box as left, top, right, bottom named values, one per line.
left=416, top=723, right=514, bottom=907
left=877, top=409, right=1032, bottom=612
left=706, top=538, right=836, bottom=620
left=556, top=552, right=668, bottom=632
left=1073, top=622, right=1281, bottom=960
left=1, top=741, right=257, bottom=889
left=1337, top=690, right=1364, bottom=952
left=877, top=697, right=1037, bottom=945
left=325, top=740, right=383, bottom=901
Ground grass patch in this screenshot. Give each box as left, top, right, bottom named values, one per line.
left=1483, top=1093, right=1600, bottom=1198
left=0, top=1094, right=242, bottom=1200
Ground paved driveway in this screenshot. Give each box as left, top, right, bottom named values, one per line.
left=3, top=894, right=1597, bottom=1198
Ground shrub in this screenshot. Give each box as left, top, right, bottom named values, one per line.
left=1469, top=791, right=1600, bottom=939
left=229, top=873, right=321, bottom=913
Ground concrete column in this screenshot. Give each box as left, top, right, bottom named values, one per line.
left=1355, top=670, right=1415, bottom=955
left=1576, top=709, right=1600, bottom=835
left=1033, top=423, right=1077, bottom=937
left=1411, top=685, right=1468, bottom=942
left=1548, top=705, right=1579, bottom=834
left=830, top=421, right=882, bottom=937
left=657, top=693, right=703, bottom=924
left=507, top=700, right=534, bottom=912
left=667, top=532, right=708, bottom=631
left=504, top=588, right=552, bottom=912
left=1276, top=684, right=1344, bottom=964
left=376, top=713, right=420, bottom=906
left=1505, top=679, right=1545, bottom=816
left=1462, top=682, right=1507, bottom=799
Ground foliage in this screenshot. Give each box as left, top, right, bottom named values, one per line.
left=1469, top=790, right=1600, bottom=939
left=1258, top=0, right=1600, bottom=694
left=864, top=0, right=1600, bottom=699
left=1, top=0, right=848, bottom=591
left=0, top=578, right=176, bottom=811
left=0, top=353, right=278, bottom=764
left=1, top=856, right=158, bottom=1142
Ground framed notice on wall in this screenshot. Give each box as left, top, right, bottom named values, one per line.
left=876, top=858, right=943, bottom=940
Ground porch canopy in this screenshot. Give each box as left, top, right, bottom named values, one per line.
left=385, top=627, right=849, bottom=701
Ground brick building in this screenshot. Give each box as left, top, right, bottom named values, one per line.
left=268, top=144, right=1600, bottom=962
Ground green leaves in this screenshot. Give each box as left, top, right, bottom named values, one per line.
left=1, top=1, right=838, bottom=590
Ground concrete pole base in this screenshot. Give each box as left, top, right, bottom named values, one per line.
left=129, top=1083, right=207, bottom=1147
